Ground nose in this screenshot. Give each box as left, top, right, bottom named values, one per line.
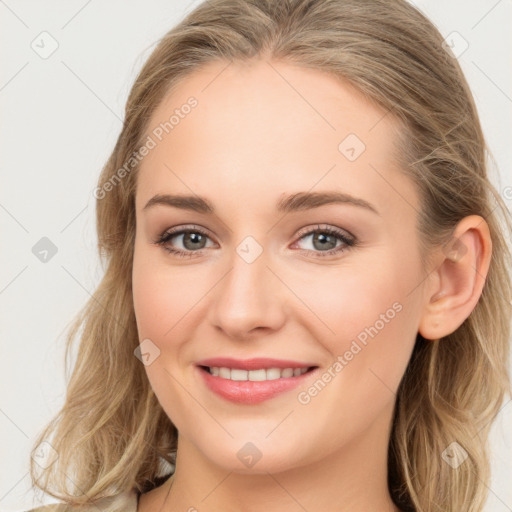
left=207, top=243, right=287, bottom=341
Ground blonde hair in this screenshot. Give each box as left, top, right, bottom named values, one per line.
left=30, top=1, right=512, bottom=511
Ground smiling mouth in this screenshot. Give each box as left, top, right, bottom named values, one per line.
left=199, top=365, right=317, bottom=381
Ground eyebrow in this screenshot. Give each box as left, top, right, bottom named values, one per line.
left=142, top=191, right=379, bottom=215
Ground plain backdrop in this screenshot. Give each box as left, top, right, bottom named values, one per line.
left=1, top=1, right=511, bottom=511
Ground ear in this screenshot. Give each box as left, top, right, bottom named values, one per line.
left=418, top=215, right=492, bottom=340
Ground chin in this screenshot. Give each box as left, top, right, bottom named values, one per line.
left=191, top=436, right=312, bottom=475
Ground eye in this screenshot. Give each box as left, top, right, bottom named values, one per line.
left=292, top=224, right=356, bottom=258
left=154, top=225, right=216, bottom=258
left=153, top=223, right=356, bottom=259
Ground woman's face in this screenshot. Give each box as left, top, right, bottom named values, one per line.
left=132, top=59, right=428, bottom=473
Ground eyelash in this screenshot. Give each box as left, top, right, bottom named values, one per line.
left=153, top=224, right=356, bottom=259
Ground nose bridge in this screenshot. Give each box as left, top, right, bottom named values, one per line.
left=208, top=235, right=285, bottom=338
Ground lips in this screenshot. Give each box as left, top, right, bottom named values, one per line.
left=196, top=357, right=318, bottom=404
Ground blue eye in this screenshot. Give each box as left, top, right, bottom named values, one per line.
left=155, top=225, right=214, bottom=258
left=154, top=224, right=356, bottom=258
left=293, top=225, right=355, bottom=257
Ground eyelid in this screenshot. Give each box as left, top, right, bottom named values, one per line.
left=294, top=223, right=355, bottom=242
left=157, top=224, right=215, bottom=241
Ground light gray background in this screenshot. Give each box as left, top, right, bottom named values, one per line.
left=1, top=1, right=511, bottom=511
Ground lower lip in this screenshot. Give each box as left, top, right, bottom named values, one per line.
left=197, top=366, right=317, bottom=404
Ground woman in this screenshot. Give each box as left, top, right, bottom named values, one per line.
left=27, top=0, right=511, bottom=511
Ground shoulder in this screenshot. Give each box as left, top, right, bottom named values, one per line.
left=24, top=489, right=139, bottom=512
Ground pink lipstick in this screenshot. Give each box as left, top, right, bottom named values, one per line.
left=196, top=357, right=318, bottom=404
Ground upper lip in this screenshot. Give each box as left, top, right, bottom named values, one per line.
left=197, top=357, right=317, bottom=370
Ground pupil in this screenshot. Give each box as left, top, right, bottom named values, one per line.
left=314, top=233, right=336, bottom=250
left=184, top=232, right=205, bottom=249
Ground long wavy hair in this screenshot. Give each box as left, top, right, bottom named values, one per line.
left=30, top=1, right=512, bottom=510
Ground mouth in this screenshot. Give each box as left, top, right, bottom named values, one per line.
left=199, top=365, right=316, bottom=381
left=196, top=357, right=319, bottom=404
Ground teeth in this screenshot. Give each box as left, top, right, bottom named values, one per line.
left=281, top=368, right=294, bottom=378
left=207, top=366, right=310, bottom=381
left=230, top=369, right=248, bottom=381
left=219, top=367, right=231, bottom=379
left=248, top=369, right=266, bottom=381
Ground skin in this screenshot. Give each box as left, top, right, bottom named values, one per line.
left=132, top=58, right=492, bottom=512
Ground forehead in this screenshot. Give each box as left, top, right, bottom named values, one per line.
left=135, top=59, right=414, bottom=217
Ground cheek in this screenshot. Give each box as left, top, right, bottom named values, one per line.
left=295, top=260, right=412, bottom=330
left=291, top=259, right=420, bottom=445
left=132, top=267, right=168, bottom=339
left=132, top=253, right=195, bottom=427
left=132, top=249, right=201, bottom=340
left=291, top=251, right=421, bottom=380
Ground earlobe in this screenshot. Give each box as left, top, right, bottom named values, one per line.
left=418, top=215, right=492, bottom=341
